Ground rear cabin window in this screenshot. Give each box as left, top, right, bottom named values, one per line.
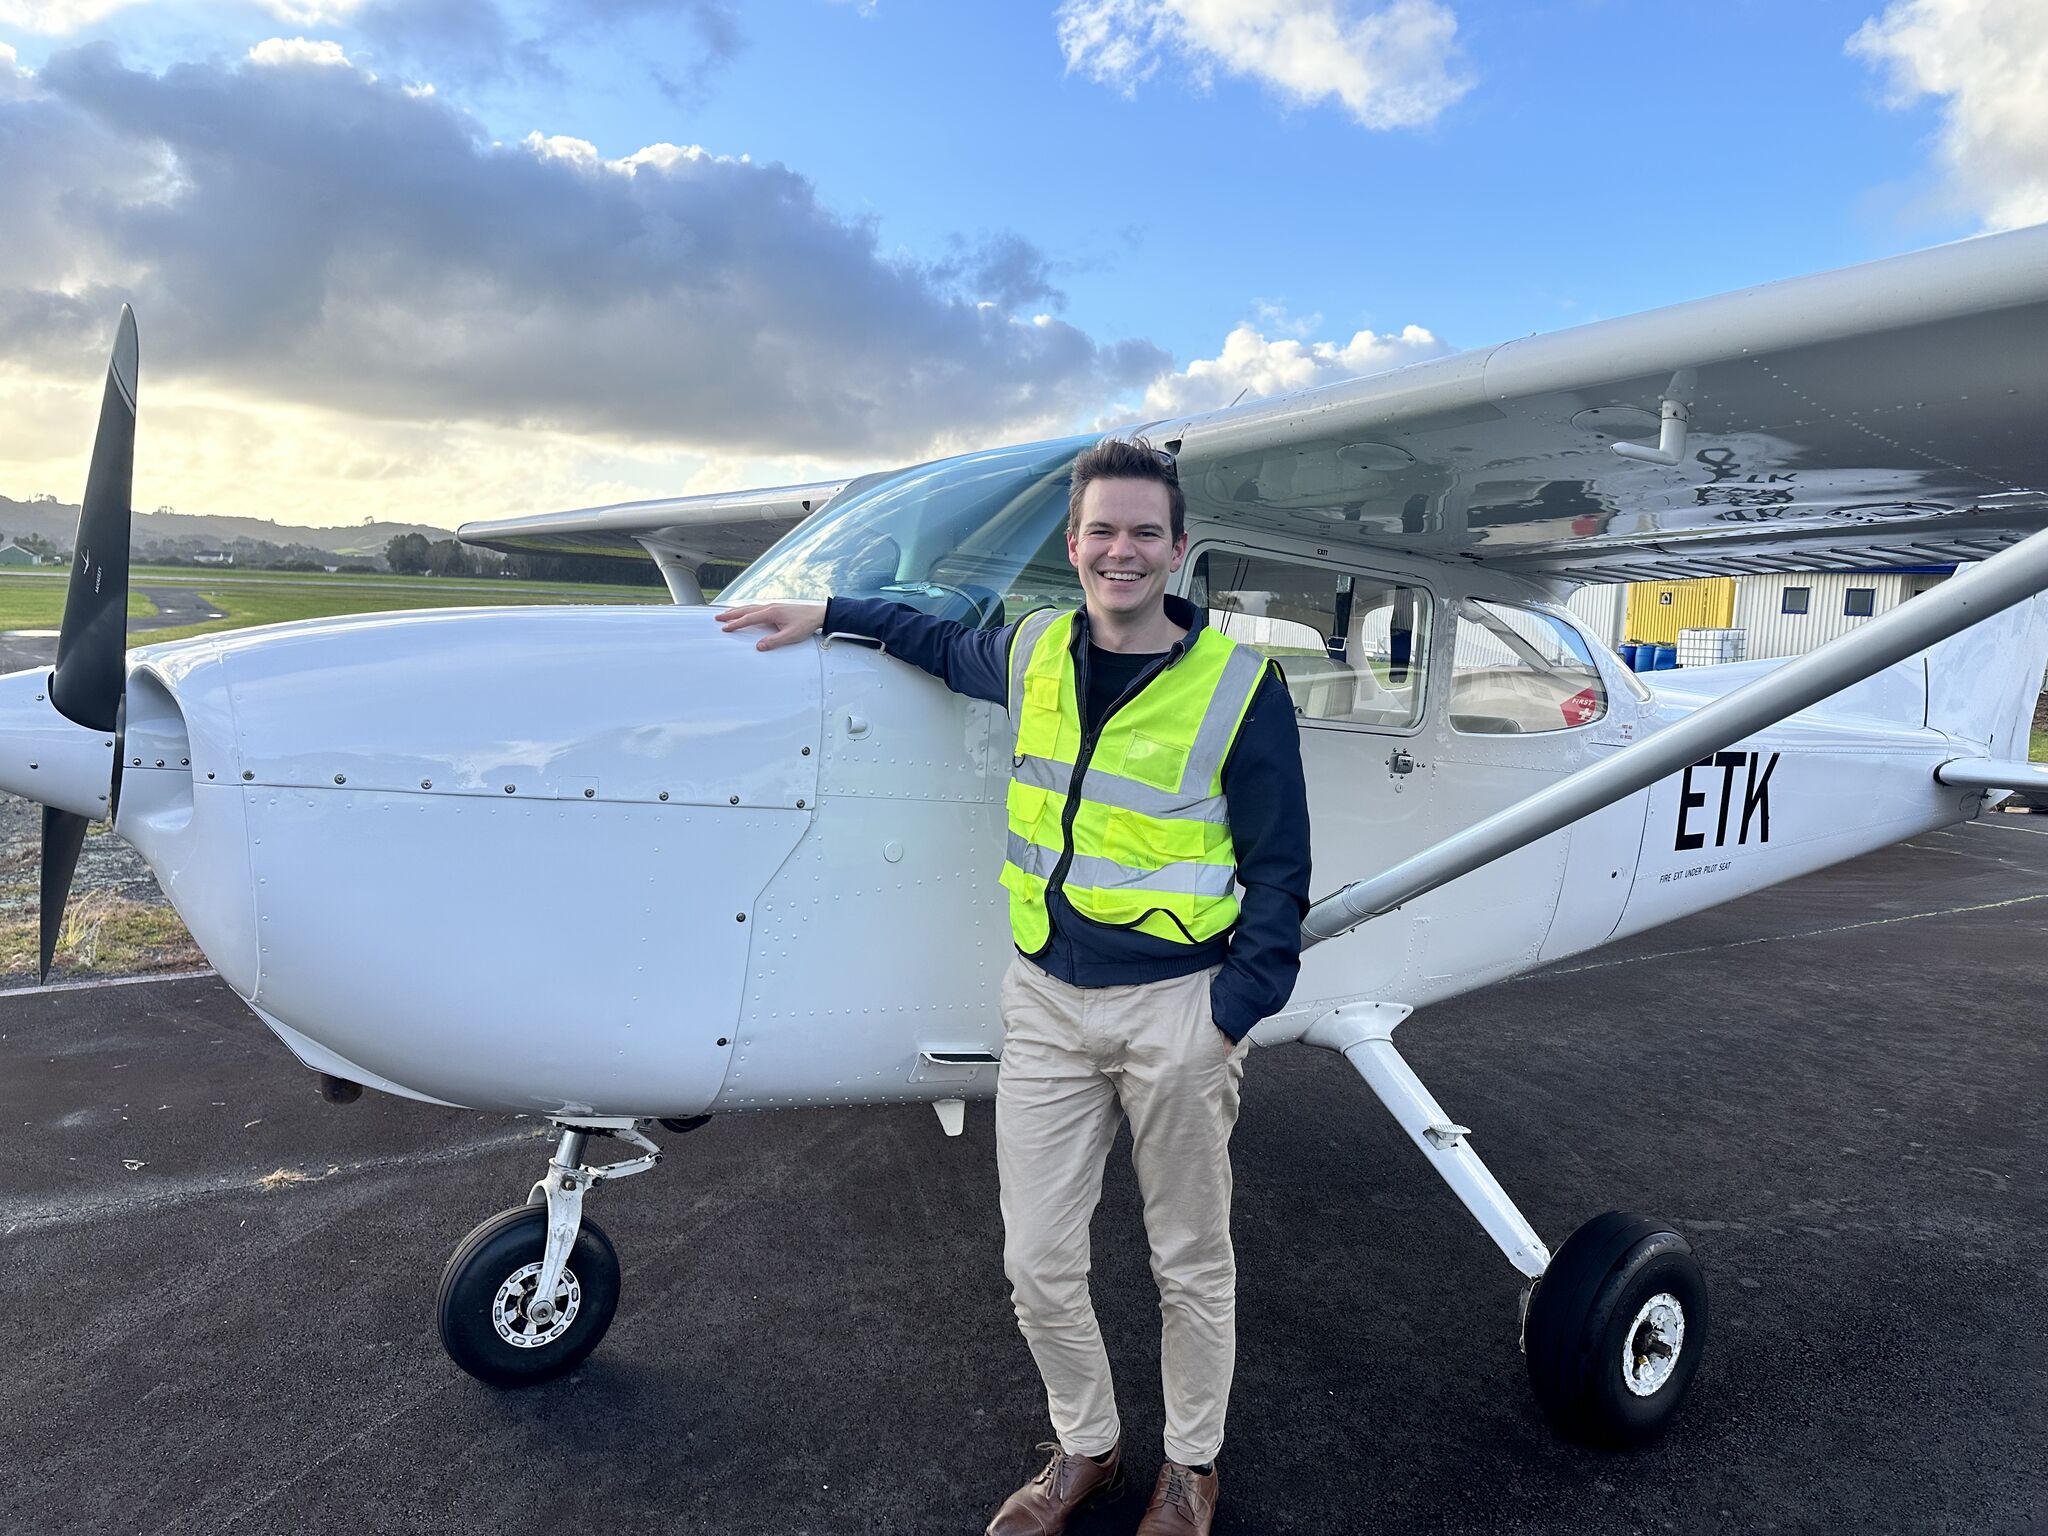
left=1190, top=552, right=1429, bottom=729
left=1449, top=601, right=1606, bottom=735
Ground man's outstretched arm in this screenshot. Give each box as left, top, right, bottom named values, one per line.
left=717, top=598, right=1012, bottom=706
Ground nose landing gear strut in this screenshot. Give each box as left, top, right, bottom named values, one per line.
left=437, top=1120, right=663, bottom=1386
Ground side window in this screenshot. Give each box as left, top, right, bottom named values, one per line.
left=1191, top=551, right=1429, bottom=729
left=1450, top=601, right=1606, bottom=735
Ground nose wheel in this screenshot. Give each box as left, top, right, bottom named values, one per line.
left=1522, top=1211, right=1709, bottom=1445
left=438, top=1204, right=620, bottom=1385
left=437, top=1120, right=662, bottom=1386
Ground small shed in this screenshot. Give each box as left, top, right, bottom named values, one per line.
left=0, top=541, right=43, bottom=566
left=1732, top=568, right=1952, bottom=659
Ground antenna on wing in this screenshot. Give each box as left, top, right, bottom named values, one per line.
left=1610, top=368, right=1698, bottom=466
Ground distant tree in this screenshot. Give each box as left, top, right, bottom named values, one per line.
left=386, top=532, right=431, bottom=574
left=499, top=549, right=665, bottom=587
left=338, top=562, right=380, bottom=575
left=426, top=538, right=473, bottom=577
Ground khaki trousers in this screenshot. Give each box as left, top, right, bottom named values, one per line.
left=996, top=955, right=1250, bottom=1466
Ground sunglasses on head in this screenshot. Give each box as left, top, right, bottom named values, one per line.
left=1098, top=438, right=1179, bottom=477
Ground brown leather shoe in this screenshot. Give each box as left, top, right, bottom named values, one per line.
left=1134, top=1460, right=1218, bottom=1535
left=984, top=1440, right=1124, bottom=1535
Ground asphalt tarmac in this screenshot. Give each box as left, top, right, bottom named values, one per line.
left=0, top=588, right=224, bottom=673
left=4, top=820, right=2044, bottom=1535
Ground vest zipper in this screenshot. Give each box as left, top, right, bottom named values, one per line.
left=1045, top=637, right=1183, bottom=902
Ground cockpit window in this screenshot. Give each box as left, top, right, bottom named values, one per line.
left=719, top=435, right=1091, bottom=628
left=1191, top=552, right=1430, bottom=730
left=1449, top=601, right=1607, bottom=734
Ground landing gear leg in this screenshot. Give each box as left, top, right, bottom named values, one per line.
left=437, top=1119, right=662, bottom=1387
left=1307, top=1003, right=1709, bottom=1445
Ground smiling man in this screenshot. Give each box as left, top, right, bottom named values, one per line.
left=717, top=437, right=1309, bottom=1536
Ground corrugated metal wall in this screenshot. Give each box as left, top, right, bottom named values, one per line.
left=1624, top=578, right=1735, bottom=645
left=1564, top=583, right=1626, bottom=646
left=1732, top=572, right=1916, bottom=658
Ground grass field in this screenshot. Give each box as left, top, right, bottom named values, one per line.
left=125, top=563, right=651, bottom=598
left=0, top=586, right=162, bottom=630
left=2033, top=726, right=2046, bottom=762
left=0, top=569, right=662, bottom=645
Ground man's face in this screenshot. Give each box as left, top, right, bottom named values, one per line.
left=1067, top=478, right=1186, bottom=624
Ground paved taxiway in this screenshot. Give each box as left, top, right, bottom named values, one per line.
left=4, top=820, right=2044, bottom=1535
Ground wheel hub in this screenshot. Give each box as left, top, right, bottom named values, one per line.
left=492, top=1261, right=582, bottom=1348
left=1621, top=1291, right=1685, bottom=1396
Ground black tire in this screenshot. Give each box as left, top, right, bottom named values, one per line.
left=1524, top=1211, right=1708, bottom=1446
left=436, top=1205, right=620, bottom=1387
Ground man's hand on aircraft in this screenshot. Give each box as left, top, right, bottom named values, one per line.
left=715, top=601, right=828, bottom=650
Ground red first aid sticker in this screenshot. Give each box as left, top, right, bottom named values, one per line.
left=1560, top=687, right=1599, bottom=726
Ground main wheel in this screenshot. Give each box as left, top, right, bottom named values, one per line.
left=436, top=1205, right=621, bottom=1387
left=1523, top=1211, right=1708, bottom=1446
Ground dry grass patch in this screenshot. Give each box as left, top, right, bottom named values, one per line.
left=0, top=887, right=205, bottom=982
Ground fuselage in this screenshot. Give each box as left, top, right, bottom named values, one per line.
left=101, top=519, right=2029, bottom=1117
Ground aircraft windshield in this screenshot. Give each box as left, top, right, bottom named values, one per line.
left=720, top=435, right=1093, bottom=627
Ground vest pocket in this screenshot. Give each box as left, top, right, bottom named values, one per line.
left=1115, top=729, right=1188, bottom=788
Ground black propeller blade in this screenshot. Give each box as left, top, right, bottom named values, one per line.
left=50, top=306, right=137, bottom=734
left=40, top=807, right=90, bottom=983
left=40, top=307, right=136, bottom=981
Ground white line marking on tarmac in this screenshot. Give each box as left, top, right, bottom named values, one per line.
left=0, top=1127, right=532, bottom=1237
left=0, top=967, right=217, bottom=1001
left=1967, top=817, right=2048, bottom=837
left=1537, top=891, right=2048, bottom=979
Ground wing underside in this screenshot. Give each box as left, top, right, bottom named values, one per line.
left=1158, top=224, right=2048, bottom=583
left=461, top=224, right=2048, bottom=591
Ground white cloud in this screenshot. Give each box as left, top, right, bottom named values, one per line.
left=0, top=365, right=867, bottom=529
left=1056, top=0, right=1470, bottom=129
left=1134, top=319, right=1445, bottom=417
left=1849, top=0, right=2048, bottom=230
left=254, top=0, right=369, bottom=23
left=246, top=37, right=354, bottom=68
left=0, top=0, right=143, bottom=31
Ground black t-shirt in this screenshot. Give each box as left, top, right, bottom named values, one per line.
left=1083, top=642, right=1168, bottom=733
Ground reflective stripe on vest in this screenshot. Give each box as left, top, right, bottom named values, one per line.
left=1000, top=609, right=1267, bottom=951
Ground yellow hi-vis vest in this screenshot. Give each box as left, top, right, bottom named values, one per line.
left=1000, top=608, right=1270, bottom=952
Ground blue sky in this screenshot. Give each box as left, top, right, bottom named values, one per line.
left=0, top=0, right=2039, bottom=527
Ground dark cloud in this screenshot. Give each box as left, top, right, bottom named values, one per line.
left=0, top=43, right=1166, bottom=456
left=348, top=0, right=743, bottom=102
left=935, top=232, right=1064, bottom=315
left=350, top=0, right=551, bottom=87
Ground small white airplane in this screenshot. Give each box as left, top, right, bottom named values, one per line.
left=8, top=225, right=2048, bottom=1449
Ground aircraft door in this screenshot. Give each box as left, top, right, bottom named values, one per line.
left=1412, top=599, right=1640, bottom=991
left=1187, top=548, right=1444, bottom=1008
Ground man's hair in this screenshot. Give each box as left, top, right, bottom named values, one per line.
left=1067, top=436, right=1185, bottom=542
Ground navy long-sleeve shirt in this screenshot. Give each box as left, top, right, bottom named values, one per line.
left=822, top=593, right=1311, bottom=1041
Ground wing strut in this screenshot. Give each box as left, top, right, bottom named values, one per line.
left=1300, top=522, right=2048, bottom=949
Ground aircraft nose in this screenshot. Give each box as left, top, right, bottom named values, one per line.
left=0, top=667, right=116, bottom=819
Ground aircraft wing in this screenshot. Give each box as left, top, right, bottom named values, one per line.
left=1154, top=223, right=2048, bottom=583
left=457, top=476, right=879, bottom=597
left=461, top=225, right=2048, bottom=593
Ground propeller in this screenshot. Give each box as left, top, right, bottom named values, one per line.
left=38, top=307, right=138, bottom=980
